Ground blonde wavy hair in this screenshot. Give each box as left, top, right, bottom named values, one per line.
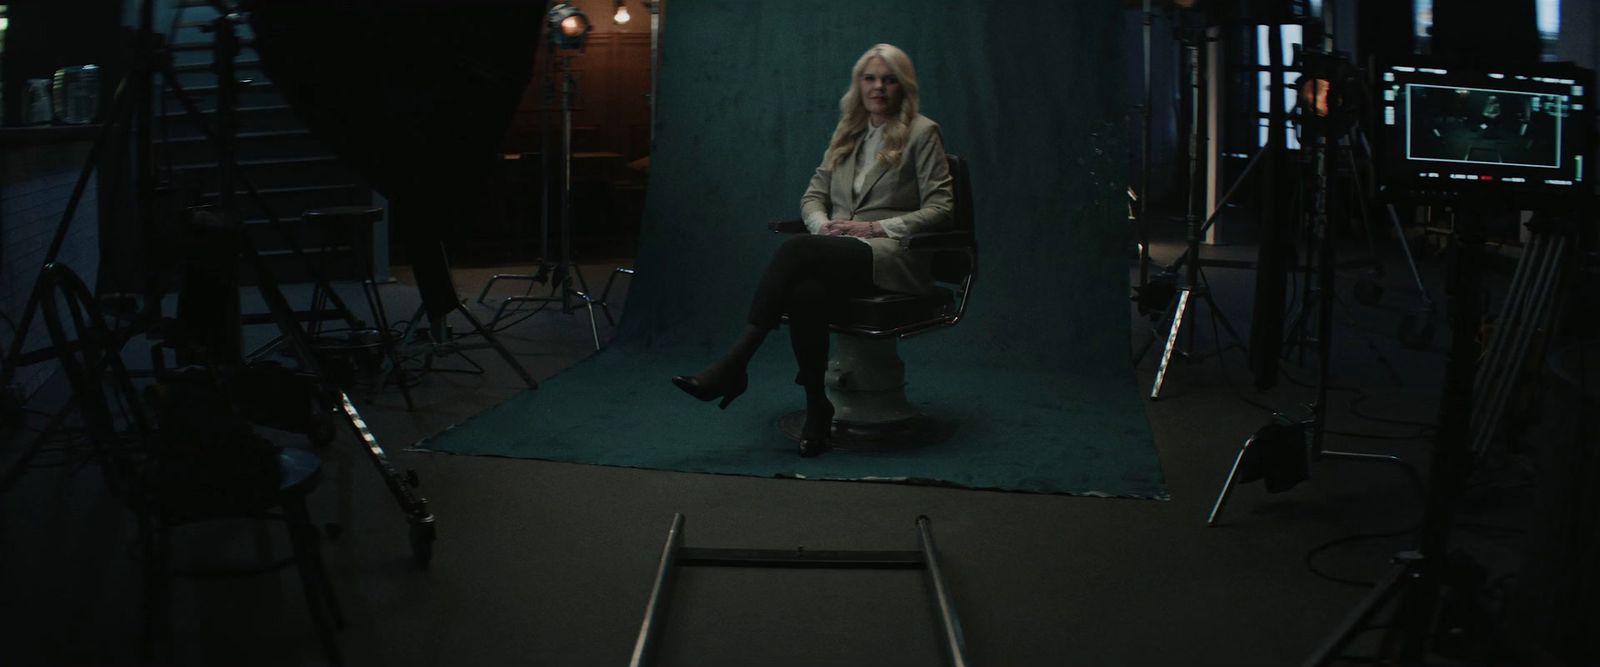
left=824, top=43, right=920, bottom=169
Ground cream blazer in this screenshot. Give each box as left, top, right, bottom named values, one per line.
left=800, top=114, right=954, bottom=295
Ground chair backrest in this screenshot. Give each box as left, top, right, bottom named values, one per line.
left=930, top=154, right=975, bottom=286
left=37, top=262, right=152, bottom=499
left=948, top=154, right=973, bottom=234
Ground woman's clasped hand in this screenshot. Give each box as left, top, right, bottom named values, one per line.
left=820, top=219, right=884, bottom=238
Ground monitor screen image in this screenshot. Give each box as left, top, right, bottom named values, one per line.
left=1375, top=62, right=1593, bottom=202
left=1405, top=84, right=1566, bottom=168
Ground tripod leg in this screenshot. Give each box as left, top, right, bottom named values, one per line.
left=567, top=265, right=602, bottom=350
left=1196, top=272, right=1248, bottom=354
left=1301, top=554, right=1417, bottom=667
left=584, top=302, right=601, bottom=350
left=454, top=304, right=537, bottom=389
left=1355, top=132, right=1435, bottom=309
left=361, top=276, right=414, bottom=412
left=1206, top=437, right=1252, bottom=526
left=1151, top=288, right=1192, bottom=400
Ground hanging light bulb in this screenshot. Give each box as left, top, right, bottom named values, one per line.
left=613, top=1, right=631, bottom=25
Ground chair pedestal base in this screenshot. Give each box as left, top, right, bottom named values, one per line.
left=777, top=409, right=955, bottom=451
left=778, top=336, right=957, bottom=449
left=825, top=336, right=919, bottom=425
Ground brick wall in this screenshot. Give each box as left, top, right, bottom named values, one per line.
left=1, top=135, right=99, bottom=398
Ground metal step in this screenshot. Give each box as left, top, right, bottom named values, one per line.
left=168, top=58, right=267, bottom=88
left=171, top=155, right=351, bottom=191
left=167, top=40, right=260, bottom=70
left=242, top=245, right=373, bottom=286
left=196, top=183, right=369, bottom=223
left=243, top=216, right=376, bottom=260
left=170, top=43, right=260, bottom=68
left=164, top=80, right=284, bottom=110
left=159, top=103, right=300, bottom=140
left=159, top=129, right=331, bottom=163
left=170, top=18, right=256, bottom=47
left=238, top=214, right=383, bottom=285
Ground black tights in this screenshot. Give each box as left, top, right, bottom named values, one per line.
left=748, top=235, right=876, bottom=387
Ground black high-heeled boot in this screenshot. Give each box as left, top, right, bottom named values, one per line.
left=798, top=388, right=833, bottom=457
left=671, top=361, right=749, bottom=409
left=671, top=325, right=766, bottom=409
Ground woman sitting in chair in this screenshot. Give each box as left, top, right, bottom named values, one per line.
left=672, top=43, right=954, bottom=457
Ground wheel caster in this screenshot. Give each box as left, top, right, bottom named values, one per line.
left=410, top=520, right=435, bottom=568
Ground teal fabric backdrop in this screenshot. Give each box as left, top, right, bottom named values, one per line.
left=620, top=1, right=1134, bottom=372
left=421, top=1, right=1166, bottom=498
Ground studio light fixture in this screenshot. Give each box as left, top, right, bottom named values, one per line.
left=1293, top=50, right=1363, bottom=133
left=612, top=0, right=631, bottom=25
left=547, top=2, right=591, bottom=50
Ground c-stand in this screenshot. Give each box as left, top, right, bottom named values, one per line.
left=477, top=31, right=606, bottom=350
left=1135, top=14, right=1252, bottom=401
left=1282, top=128, right=1439, bottom=366
left=1206, top=45, right=1420, bottom=527
left=1, top=2, right=436, bottom=566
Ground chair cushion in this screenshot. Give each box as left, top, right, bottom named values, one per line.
left=836, top=288, right=955, bottom=333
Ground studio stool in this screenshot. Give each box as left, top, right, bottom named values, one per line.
left=301, top=206, right=414, bottom=411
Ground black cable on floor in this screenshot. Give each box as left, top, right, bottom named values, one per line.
left=1305, top=526, right=1417, bottom=587
left=1279, top=362, right=1364, bottom=394
left=1274, top=349, right=1438, bottom=441
left=1347, top=394, right=1437, bottom=430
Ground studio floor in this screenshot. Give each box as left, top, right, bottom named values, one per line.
left=0, top=221, right=1581, bottom=667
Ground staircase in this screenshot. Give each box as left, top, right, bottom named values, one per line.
left=154, top=0, right=388, bottom=285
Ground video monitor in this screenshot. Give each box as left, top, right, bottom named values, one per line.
left=1374, top=60, right=1594, bottom=203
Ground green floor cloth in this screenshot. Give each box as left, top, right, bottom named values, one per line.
left=418, top=344, right=1165, bottom=498
left=420, top=2, right=1166, bottom=498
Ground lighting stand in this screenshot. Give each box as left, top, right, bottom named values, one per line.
left=647, top=0, right=661, bottom=134
left=1301, top=203, right=1491, bottom=667
left=1351, top=130, right=1439, bottom=348
left=476, top=38, right=559, bottom=320
left=1, top=2, right=436, bottom=567
left=1137, top=0, right=1155, bottom=288
left=1207, top=97, right=1418, bottom=527
left=479, top=47, right=604, bottom=350
left=1141, top=20, right=1250, bottom=401
left=1282, top=129, right=1438, bottom=364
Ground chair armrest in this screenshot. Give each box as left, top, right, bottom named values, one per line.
left=900, top=230, right=975, bottom=251
left=769, top=219, right=807, bottom=234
